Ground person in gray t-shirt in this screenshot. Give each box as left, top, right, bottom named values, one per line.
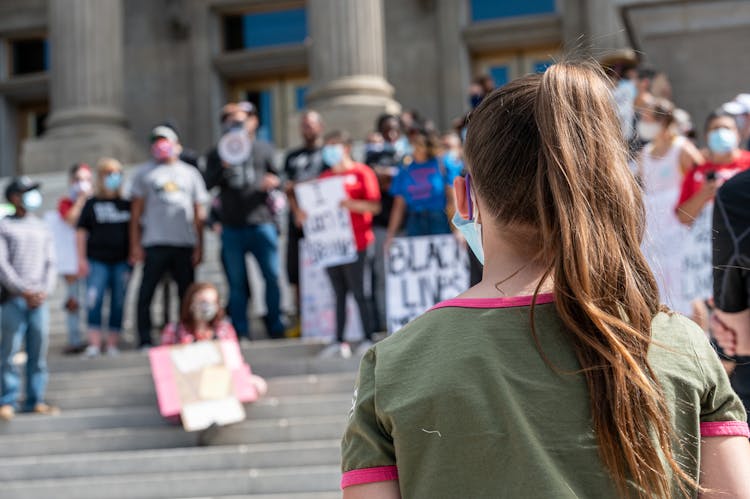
left=129, top=126, right=209, bottom=347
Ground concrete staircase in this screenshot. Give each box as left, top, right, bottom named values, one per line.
left=0, top=170, right=359, bottom=497
left=1, top=341, right=359, bottom=498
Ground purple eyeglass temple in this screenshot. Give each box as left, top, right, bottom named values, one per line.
left=465, top=173, right=473, bottom=220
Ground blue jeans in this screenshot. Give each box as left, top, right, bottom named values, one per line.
left=406, top=210, right=451, bottom=237
left=86, top=260, right=131, bottom=333
left=65, top=278, right=85, bottom=347
left=0, top=298, right=49, bottom=409
left=221, top=224, right=283, bottom=339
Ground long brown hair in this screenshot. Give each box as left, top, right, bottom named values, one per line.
left=464, top=62, right=696, bottom=498
left=180, top=282, right=225, bottom=333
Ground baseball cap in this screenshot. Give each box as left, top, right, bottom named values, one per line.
left=5, top=176, right=41, bottom=201
left=220, top=101, right=257, bottom=122
left=150, top=125, right=179, bottom=143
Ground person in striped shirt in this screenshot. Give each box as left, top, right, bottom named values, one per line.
left=0, top=177, right=59, bottom=421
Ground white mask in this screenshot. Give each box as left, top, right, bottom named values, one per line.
left=637, top=121, right=661, bottom=142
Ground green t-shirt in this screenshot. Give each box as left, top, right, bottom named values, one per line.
left=341, top=294, right=748, bottom=498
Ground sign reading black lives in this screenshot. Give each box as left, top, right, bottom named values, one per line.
left=386, top=235, right=470, bottom=333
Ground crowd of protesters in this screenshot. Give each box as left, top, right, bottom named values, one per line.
left=1, top=52, right=750, bottom=426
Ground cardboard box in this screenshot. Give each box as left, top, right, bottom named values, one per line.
left=149, top=339, right=259, bottom=431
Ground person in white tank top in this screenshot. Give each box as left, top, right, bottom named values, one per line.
left=638, top=99, right=704, bottom=314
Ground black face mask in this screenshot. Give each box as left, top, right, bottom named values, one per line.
left=222, top=120, right=246, bottom=134
left=470, top=94, right=483, bottom=109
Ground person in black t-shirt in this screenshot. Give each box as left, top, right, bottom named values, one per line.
left=203, top=102, right=285, bottom=340
left=364, top=114, right=408, bottom=332
left=712, top=167, right=750, bottom=413
left=284, top=111, right=325, bottom=326
left=76, top=158, right=132, bottom=357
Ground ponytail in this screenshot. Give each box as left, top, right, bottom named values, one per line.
left=464, top=62, right=697, bottom=498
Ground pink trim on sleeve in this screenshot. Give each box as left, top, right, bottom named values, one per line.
left=430, top=293, right=555, bottom=311
left=341, top=466, right=399, bottom=489
left=700, top=421, right=750, bottom=438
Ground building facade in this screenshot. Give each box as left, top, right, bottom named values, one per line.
left=0, top=0, right=746, bottom=175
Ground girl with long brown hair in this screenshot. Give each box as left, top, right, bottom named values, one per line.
left=341, top=62, right=750, bottom=499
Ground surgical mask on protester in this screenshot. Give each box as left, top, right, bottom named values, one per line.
left=394, top=136, right=412, bottom=157
left=151, top=139, right=175, bottom=162
left=192, top=301, right=218, bottom=322
left=636, top=121, right=661, bottom=142
left=365, top=143, right=384, bottom=155
left=322, top=144, right=344, bottom=167
left=451, top=175, right=484, bottom=264
left=22, top=189, right=43, bottom=211
left=104, top=172, right=122, bottom=191
left=708, top=128, right=739, bottom=154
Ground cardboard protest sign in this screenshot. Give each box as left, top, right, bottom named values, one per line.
left=294, top=177, right=357, bottom=268
left=386, top=235, right=470, bottom=333
left=299, top=239, right=364, bottom=341
left=44, top=210, right=78, bottom=275
left=680, top=206, right=714, bottom=305
left=149, top=339, right=259, bottom=431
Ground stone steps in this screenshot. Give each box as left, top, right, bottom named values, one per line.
left=0, top=440, right=340, bottom=481
left=2, top=465, right=340, bottom=499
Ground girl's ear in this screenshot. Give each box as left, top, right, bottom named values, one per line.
left=454, top=176, right=470, bottom=220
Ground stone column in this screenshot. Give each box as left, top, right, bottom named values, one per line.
left=21, top=0, right=139, bottom=174
left=306, top=0, right=400, bottom=141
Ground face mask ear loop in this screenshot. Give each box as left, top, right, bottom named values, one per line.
left=466, top=173, right=474, bottom=221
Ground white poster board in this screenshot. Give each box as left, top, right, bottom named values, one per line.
left=680, top=205, right=714, bottom=306
left=299, top=240, right=364, bottom=342
left=385, top=235, right=470, bottom=334
left=44, top=210, right=78, bottom=275
left=294, top=177, right=357, bottom=268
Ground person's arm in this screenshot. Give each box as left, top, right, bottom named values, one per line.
left=699, top=436, right=750, bottom=498
left=385, top=196, right=407, bottom=245
left=0, top=228, right=26, bottom=295
left=63, top=196, right=88, bottom=227
left=129, top=197, right=145, bottom=265
left=342, top=199, right=381, bottom=215
left=76, top=228, right=89, bottom=278
left=261, top=146, right=281, bottom=192
left=680, top=142, right=705, bottom=177
left=203, top=150, right=224, bottom=191
left=192, top=202, right=204, bottom=267
left=344, top=482, right=402, bottom=499
left=676, top=180, right=719, bottom=226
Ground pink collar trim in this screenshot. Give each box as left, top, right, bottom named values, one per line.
left=430, top=293, right=555, bottom=311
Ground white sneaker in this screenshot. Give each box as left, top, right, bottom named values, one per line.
left=355, top=340, right=374, bottom=357
left=339, top=342, right=352, bottom=359
left=84, top=345, right=101, bottom=358
left=106, top=346, right=120, bottom=357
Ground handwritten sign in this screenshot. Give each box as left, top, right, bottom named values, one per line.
left=149, top=340, right=259, bottom=431
left=294, top=177, right=357, bottom=268
left=680, top=206, right=714, bottom=306
left=299, top=240, right=364, bottom=341
left=385, top=235, right=470, bottom=333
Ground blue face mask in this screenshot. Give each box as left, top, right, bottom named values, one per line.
left=322, top=144, right=344, bottom=167
left=452, top=174, right=484, bottom=265
left=22, top=189, right=42, bottom=211
left=104, top=172, right=122, bottom=191
left=708, top=128, right=738, bottom=154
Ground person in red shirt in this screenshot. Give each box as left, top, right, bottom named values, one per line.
left=58, top=162, right=93, bottom=354
left=315, top=131, right=381, bottom=358
left=676, top=109, right=750, bottom=329
left=677, top=110, right=750, bottom=224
